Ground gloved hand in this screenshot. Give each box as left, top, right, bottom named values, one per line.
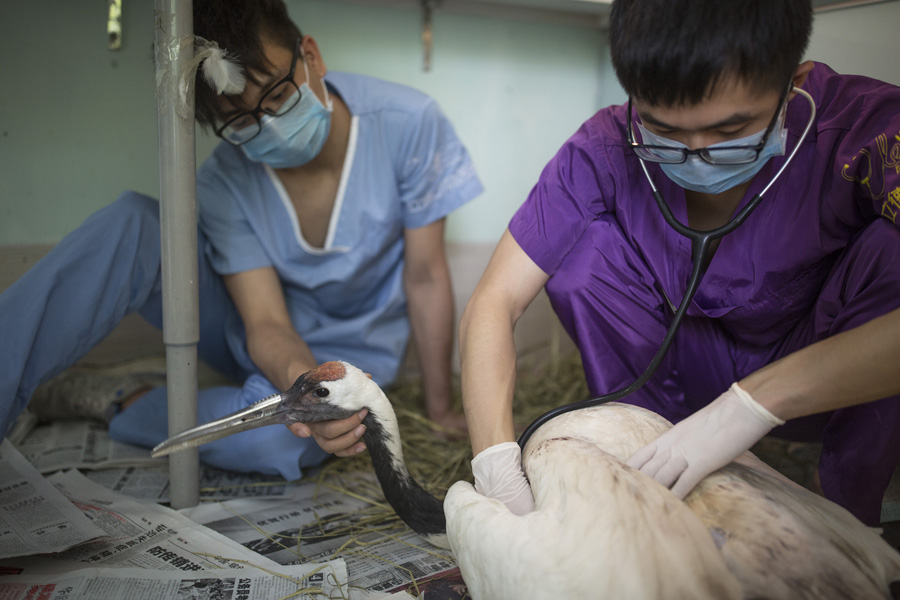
left=626, top=382, right=785, bottom=499
left=471, top=441, right=535, bottom=515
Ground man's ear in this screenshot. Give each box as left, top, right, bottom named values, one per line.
left=300, top=35, right=327, bottom=78
left=789, top=61, right=815, bottom=96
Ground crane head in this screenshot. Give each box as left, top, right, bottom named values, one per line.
left=278, top=361, right=376, bottom=423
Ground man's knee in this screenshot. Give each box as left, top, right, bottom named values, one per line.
left=816, top=219, right=900, bottom=336
left=84, top=191, right=160, bottom=238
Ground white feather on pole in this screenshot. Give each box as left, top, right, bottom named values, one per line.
left=170, top=36, right=245, bottom=119
left=181, top=36, right=245, bottom=99
left=199, top=45, right=246, bottom=96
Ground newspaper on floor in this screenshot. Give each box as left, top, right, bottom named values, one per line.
left=0, top=470, right=279, bottom=576
left=82, top=465, right=295, bottom=503
left=0, top=440, right=106, bottom=560
left=183, top=473, right=457, bottom=597
left=0, top=560, right=349, bottom=600
left=12, top=420, right=164, bottom=473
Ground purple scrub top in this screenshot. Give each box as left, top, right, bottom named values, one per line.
left=509, top=63, right=900, bottom=525
left=511, top=62, right=900, bottom=350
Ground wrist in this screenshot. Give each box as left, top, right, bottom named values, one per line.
left=731, top=382, right=786, bottom=426
left=738, top=366, right=804, bottom=421
left=470, top=425, right=516, bottom=456
left=472, top=441, right=520, bottom=463
left=283, top=359, right=318, bottom=391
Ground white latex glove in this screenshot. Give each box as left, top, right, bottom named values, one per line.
left=471, top=441, right=535, bottom=515
left=626, top=382, right=785, bottom=499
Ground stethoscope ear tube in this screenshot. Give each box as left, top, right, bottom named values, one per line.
left=516, top=88, right=816, bottom=450
left=515, top=205, right=720, bottom=450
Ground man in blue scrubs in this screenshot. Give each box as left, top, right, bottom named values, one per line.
left=0, top=0, right=482, bottom=479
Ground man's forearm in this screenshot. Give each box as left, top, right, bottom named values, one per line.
left=406, top=274, right=455, bottom=418
left=246, top=322, right=318, bottom=391
left=742, top=306, right=900, bottom=420
left=459, top=298, right=519, bottom=455
left=458, top=229, right=549, bottom=455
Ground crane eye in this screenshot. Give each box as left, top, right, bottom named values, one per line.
left=315, top=387, right=330, bottom=398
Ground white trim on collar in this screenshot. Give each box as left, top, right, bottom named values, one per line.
left=264, top=115, right=358, bottom=255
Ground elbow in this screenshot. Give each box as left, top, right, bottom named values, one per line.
left=459, top=285, right=491, bottom=342
left=403, top=256, right=450, bottom=290
left=459, top=298, right=477, bottom=350
left=458, top=286, right=513, bottom=352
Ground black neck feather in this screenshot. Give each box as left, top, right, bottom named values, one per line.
left=362, top=413, right=447, bottom=536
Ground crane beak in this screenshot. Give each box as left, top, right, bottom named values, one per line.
left=150, top=369, right=356, bottom=458
left=151, top=392, right=291, bottom=458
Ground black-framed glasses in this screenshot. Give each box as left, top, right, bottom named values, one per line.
left=625, top=84, right=790, bottom=166
left=214, top=38, right=303, bottom=146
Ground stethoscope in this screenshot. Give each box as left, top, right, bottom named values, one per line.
left=518, top=86, right=817, bottom=450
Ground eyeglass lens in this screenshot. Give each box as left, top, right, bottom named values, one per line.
left=627, top=89, right=787, bottom=166
left=220, top=80, right=301, bottom=145
left=634, top=145, right=759, bottom=165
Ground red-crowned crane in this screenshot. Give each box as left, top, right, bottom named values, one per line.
left=154, top=361, right=900, bottom=600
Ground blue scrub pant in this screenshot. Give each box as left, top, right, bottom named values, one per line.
left=0, top=191, right=329, bottom=480
left=546, top=215, right=900, bottom=526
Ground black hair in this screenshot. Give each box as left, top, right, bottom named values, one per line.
left=609, top=0, right=812, bottom=107
left=192, top=0, right=302, bottom=129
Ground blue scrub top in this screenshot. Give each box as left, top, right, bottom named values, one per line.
left=197, top=72, right=483, bottom=385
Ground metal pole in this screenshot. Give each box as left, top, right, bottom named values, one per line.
left=154, top=0, right=200, bottom=508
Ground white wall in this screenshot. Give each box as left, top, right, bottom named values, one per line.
left=1, top=1, right=898, bottom=246
left=806, top=2, right=900, bottom=85
left=0, top=0, right=606, bottom=246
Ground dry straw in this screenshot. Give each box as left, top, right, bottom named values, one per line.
left=199, top=351, right=590, bottom=598
left=221, top=350, right=573, bottom=599
left=313, top=350, right=589, bottom=508
left=200, top=349, right=813, bottom=599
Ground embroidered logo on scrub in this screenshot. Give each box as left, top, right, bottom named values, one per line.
left=841, top=130, right=900, bottom=223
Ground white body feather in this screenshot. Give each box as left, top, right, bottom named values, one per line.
left=200, top=46, right=245, bottom=96
left=300, top=365, right=900, bottom=599
left=445, top=403, right=900, bottom=600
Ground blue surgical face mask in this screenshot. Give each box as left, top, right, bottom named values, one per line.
left=637, top=111, right=787, bottom=195
left=240, top=61, right=333, bottom=169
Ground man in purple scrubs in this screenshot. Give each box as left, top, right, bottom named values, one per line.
left=459, top=0, right=900, bottom=526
